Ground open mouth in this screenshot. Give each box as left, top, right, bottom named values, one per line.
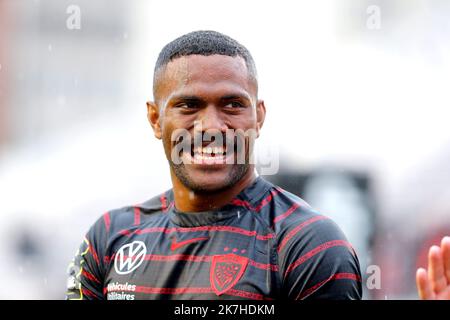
left=173, top=133, right=246, bottom=166
left=187, top=145, right=229, bottom=165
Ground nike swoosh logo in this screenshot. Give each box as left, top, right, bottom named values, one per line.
left=170, top=236, right=209, bottom=251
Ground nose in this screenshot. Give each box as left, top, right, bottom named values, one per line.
left=198, top=104, right=227, bottom=132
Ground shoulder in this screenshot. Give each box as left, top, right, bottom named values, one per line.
left=247, top=178, right=317, bottom=231
left=87, top=189, right=173, bottom=239
left=268, top=185, right=354, bottom=256
left=237, top=177, right=349, bottom=243
left=264, top=186, right=362, bottom=299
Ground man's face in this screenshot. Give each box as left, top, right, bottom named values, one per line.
left=149, top=54, right=265, bottom=193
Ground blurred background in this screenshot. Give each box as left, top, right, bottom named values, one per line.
left=0, top=0, right=449, bottom=299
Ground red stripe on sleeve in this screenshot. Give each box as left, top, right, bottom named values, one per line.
left=82, top=269, right=101, bottom=284
left=284, top=240, right=354, bottom=277
left=297, top=272, right=362, bottom=299
left=273, top=202, right=301, bottom=224
left=277, top=215, right=329, bottom=252
left=88, top=243, right=100, bottom=266
left=103, top=212, right=111, bottom=233
left=82, top=287, right=98, bottom=298
left=254, top=189, right=280, bottom=211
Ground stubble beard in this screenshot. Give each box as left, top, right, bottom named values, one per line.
left=170, top=161, right=250, bottom=194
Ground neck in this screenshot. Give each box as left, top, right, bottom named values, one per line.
left=171, top=167, right=256, bottom=212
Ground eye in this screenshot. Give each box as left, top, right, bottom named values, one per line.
left=225, top=101, right=245, bottom=109
left=175, top=102, right=199, bottom=109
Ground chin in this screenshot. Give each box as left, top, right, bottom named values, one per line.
left=184, top=175, right=232, bottom=193
left=172, top=161, right=249, bottom=194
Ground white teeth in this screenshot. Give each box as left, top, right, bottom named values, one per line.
left=193, top=146, right=226, bottom=155
left=193, top=153, right=226, bottom=162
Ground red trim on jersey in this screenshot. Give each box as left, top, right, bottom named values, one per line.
left=159, top=192, right=175, bottom=213
left=230, top=199, right=252, bottom=210
left=255, top=188, right=281, bottom=212
left=134, top=286, right=211, bottom=295
left=82, top=269, right=101, bottom=284
left=133, top=206, right=141, bottom=226
left=277, top=215, right=329, bottom=252
left=231, top=188, right=281, bottom=212
left=103, top=212, right=111, bottom=233
left=249, top=260, right=279, bottom=271
left=106, top=285, right=271, bottom=300
left=144, top=254, right=211, bottom=262
left=284, top=240, right=354, bottom=277
left=134, top=254, right=278, bottom=271
left=273, top=202, right=301, bottom=224
left=119, top=225, right=275, bottom=240
left=227, top=288, right=273, bottom=300
left=297, top=272, right=362, bottom=299
left=334, top=272, right=361, bottom=281
left=119, top=229, right=132, bottom=236
left=88, top=243, right=100, bottom=266
left=82, top=287, right=97, bottom=298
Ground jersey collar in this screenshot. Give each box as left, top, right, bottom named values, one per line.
left=168, top=176, right=272, bottom=227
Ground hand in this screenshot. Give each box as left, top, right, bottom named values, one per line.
left=416, top=236, right=450, bottom=300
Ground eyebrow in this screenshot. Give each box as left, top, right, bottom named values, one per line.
left=219, top=94, right=252, bottom=103
left=169, top=95, right=202, bottom=102
left=168, top=93, right=252, bottom=104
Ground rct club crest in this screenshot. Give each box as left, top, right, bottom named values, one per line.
left=210, top=254, right=248, bottom=295
left=114, top=241, right=147, bottom=275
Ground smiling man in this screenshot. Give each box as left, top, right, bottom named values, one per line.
left=66, top=31, right=363, bottom=300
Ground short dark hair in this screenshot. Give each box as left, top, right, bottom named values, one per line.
left=153, top=30, right=257, bottom=96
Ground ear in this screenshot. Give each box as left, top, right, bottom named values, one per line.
left=255, top=99, right=266, bottom=138
left=147, top=101, right=162, bottom=139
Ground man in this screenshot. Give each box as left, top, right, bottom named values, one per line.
left=66, top=30, right=363, bottom=300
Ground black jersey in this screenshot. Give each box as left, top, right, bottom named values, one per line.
left=66, top=177, right=362, bottom=300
